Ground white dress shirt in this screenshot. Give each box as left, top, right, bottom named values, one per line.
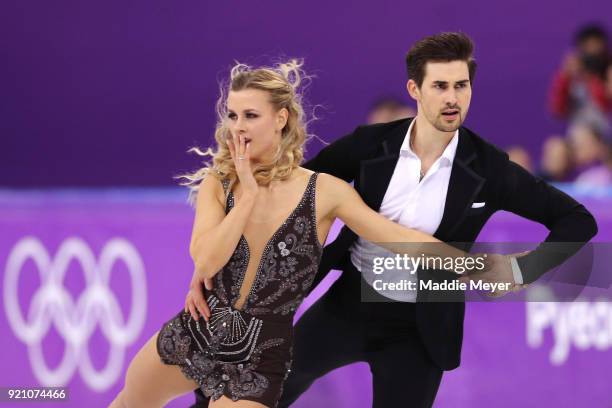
left=350, top=120, right=522, bottom=302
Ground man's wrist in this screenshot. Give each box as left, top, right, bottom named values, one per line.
left=510, top=256, right=524, bottom=285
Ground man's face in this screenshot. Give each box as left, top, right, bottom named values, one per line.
left=579, top=37, right=607, bottom=57
left=408, top=60, right=472, bottom=133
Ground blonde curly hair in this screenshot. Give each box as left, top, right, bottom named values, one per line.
left=176, top=59, right=311, bottom=205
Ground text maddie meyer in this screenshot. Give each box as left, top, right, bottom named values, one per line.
left=372, top=279, right=512, bottom=293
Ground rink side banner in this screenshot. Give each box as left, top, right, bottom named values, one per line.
left=1, top=189, right=610, bottom=407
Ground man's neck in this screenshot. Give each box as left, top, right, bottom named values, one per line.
left=410, top=115, right=456, bottom=160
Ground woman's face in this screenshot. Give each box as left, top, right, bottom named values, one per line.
left=226, top=88, right=287, bottom=163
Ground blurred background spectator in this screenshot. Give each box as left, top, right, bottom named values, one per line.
left=549, top=24, right=611, bottom=138
left=538, top=136, right=574, bottom=182
left=367, top=96, right=416, bottom=124
left=506, top=146, right=534, bottom=173
left=607, top=57, right=612, bottom=107
left=502, top=23, right=612, bottom=187
left=569, top=122, right=612, bottom=185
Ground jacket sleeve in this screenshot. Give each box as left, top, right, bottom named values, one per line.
left=496, top=154, right=598, bottom=283
left=303, top=126, right=364, bottom=182
left=302, top=126, right=367, bottom=295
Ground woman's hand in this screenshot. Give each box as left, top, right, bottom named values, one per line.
left=227, top=133, right=258, bottom=196
left=184, top=269, right=212, bottom=322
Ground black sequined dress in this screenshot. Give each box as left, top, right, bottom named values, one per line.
left=157, top=172, right=322, bottom=407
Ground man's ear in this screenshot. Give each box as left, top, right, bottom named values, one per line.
left=407, top=79, right=420, bottom=102
left=277, top=108, right=289, bottom=131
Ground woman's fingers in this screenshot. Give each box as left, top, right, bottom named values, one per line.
left=190, top=279, right=210, bottom=321
left=231, top=133, right=245, bottom=171
left=239, top=134, right=246, bottom=158
left=244, top=137, right=251, bottom=161
left=197, top=298, right=210, bottom=321
left=186, top=292, right=209, bottom=322
left=229, top=134, right=245, bottom=174
left=233, top=133, right=240, bottom=157
left=228, top=136, right=238, bottom=168
left=187, top=296, right=199, bottom=321
left=204, top=277, right=213, bottom=291
left=227, top=132, right=257, bottom=192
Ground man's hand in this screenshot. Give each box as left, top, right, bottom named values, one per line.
left=562, top=52, right=583, bottom=78
left=184, top=270, right=213, bottom=321
left=459, top=252, right=530, bottom=298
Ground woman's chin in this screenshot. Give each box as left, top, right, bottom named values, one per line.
left=251, top=152, right=276, bottom=165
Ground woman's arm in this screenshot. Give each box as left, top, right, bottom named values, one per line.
left=188, top=175, right=257, bottom=279
left=185, top=133, right=258, bottom=321
left=317, top=173, right=466, bottom=260
left=190, top=133, right=259, bottom=279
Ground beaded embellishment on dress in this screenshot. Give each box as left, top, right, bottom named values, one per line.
left=157, top=172, right=322, bottom=406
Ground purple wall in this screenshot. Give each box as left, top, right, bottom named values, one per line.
left=2, top=1, right=610, bottom=187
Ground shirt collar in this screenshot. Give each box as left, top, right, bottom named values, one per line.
left=400, top=118, right=459, bottom=166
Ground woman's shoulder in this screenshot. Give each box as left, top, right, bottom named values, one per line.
left=296, top=167, right=339, bottom=183
left=300, top=170, right=360, bottom=218
left=200, top=173, right=226, bottom=190
left=196, top=173, right=227, bottom=206
left=294, top=167, right=315, bottom=177
left=294, top=168, right=352, bottom=196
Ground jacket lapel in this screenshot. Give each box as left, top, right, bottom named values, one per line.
left=358, top=119, right=411, bottom=210
left=434, top=129, right=485, bottom=241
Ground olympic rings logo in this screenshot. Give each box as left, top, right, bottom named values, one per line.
left=3, top=236, right=147, bottom=391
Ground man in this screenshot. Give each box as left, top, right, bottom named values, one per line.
left=193, top=32, right=597, bottom=407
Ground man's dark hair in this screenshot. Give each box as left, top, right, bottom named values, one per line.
left=574, top=24, right=608, bottom=46
left=405, top=32, right=477, bottom=88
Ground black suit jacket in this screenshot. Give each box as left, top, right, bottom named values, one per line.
left=303, top=117, right=597, bottom=370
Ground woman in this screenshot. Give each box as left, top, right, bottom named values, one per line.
left=110, top=60, right=466, bottom=408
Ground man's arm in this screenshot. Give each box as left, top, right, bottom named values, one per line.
left=301, top=126, right=370, bottom=293
left=496, top=155, right=598, bottom=284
